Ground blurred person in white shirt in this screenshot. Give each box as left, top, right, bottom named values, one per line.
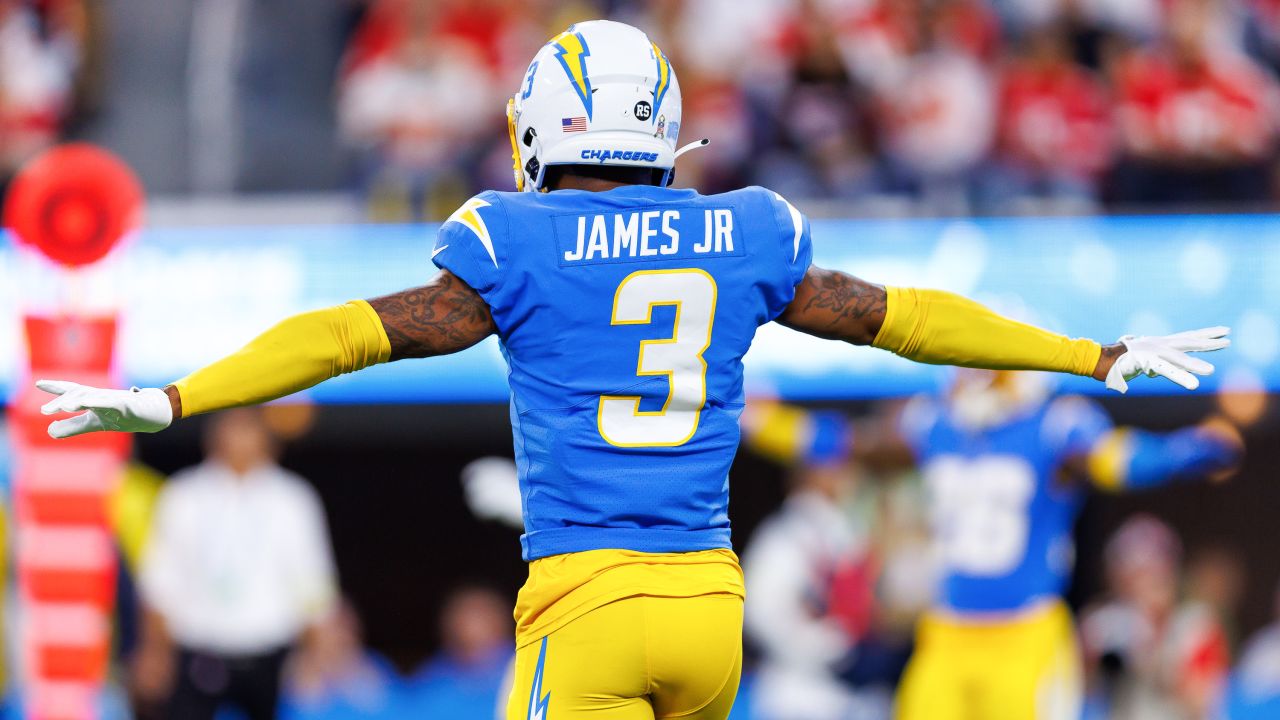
left=741, top=403, right=901, bottom=720
left=133, top=408, right=339, bottom=720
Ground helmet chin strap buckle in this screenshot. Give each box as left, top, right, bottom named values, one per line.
left=674, top=138, right=710, bottom=159
left=664, top=139, right=710, bottom=186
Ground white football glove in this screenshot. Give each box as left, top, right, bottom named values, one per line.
left=36, top=380, right=173, bottom=438
left=1104, top=327, right=1230, bottom=394
left=461, top=456, right=524, bottom=530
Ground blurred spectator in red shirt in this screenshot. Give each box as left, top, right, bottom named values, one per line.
left=836, top=0, right=928, bottom=92
left=982, top=23, right=1112, bottom=209
left=338, top=0, right=503, bottom=220
left=1111, top=0, right=1279, bottom=205
left=839, top=0, right=999, bottom=92
left=870, top=0, right=997, bottom=213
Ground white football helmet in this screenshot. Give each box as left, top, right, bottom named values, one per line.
left=507, top=20, right=684, bottom=191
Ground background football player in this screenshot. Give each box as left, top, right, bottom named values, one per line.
left=36, top=20, right=1230, bottom=720
left=743, top=365, right=1243, bottom=720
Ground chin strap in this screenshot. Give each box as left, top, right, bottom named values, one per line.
left=675, top=138, right=710, bottom=159
left=664, top=138, right=710, bottom=186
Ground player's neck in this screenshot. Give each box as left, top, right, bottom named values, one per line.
left=552, top=176, right=635, bottom=192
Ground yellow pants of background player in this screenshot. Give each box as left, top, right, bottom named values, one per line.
left=506, top=593, right=743, bottom=720
left=895, top=601, right=1081, bottom=720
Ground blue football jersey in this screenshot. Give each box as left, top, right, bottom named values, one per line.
left=431, top=185, right=813, bottom=561
left=900, top=395, right=1113, bottom=614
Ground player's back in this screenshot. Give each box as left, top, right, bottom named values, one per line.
left=431, top=184, right=812, bottom=561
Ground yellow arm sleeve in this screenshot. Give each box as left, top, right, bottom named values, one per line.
left=742, top=402, right=814, bottom=465
left=1086, top=428, right=1133, bottom=492
left=171, top=300, right=391, bottom=417
left=871, top=286, right=1101, bottom=376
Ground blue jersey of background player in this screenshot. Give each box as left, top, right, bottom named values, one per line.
left=897, top=371, right=1236, bottom=615
left=892, top=368, right=1242, bottom=720
left=431, top=183, right=810, bottom=563
left=741, top=372, right=1242, bottom=720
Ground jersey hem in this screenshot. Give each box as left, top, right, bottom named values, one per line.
left=936, top=593, right=1065, bottom=620
left=520, top=527, right=732, bottom=561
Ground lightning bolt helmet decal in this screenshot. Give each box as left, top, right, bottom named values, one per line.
left=651, top=42, right=671, bottom=123
left=550, top=30, right=593, bottom=120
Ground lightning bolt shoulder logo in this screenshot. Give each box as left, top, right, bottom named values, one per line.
left=651, top=42, right=671, bottom=124
left=527, top=637, right=551, bottom=720
left=551, top=30, right=593, bottom=120
left=445, top=197, right=497, bottom=267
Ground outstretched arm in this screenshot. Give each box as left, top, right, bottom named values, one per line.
left=38, top=270, right=494, bottom=437
left=1067, top=418, right=1244, bottom=491
left=776, top=266, right=890, bottom=346
left=778, top=266, right=1225, bottom=390
left=368, top=270, right=497, bottom=362
left=779, top=266, right=1116, bottom=378
left=741, top=398, right=915, bottom=473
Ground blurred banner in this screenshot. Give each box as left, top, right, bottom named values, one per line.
left=1, top=215, right=1276, bottom=403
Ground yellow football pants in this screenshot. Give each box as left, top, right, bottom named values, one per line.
left=895, top=602, right=1081, bottom=720
left=506, top=594, right=743, bottom=720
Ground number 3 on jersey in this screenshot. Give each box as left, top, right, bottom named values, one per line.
left=598, top=269, right=717, bottom=447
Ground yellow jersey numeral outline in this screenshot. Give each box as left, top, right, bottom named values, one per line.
left=598, top=268, right=718, bottom=448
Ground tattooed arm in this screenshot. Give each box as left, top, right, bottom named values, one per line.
left=779, top=265, right=1121, bottom=380
left=148, top=272, right=494, bottom=420
left=776, top=266, right=887, bottom=345
left=369, top=270, right=496, bottom=360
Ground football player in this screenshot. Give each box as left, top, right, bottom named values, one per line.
left=743, top=369, right=1242, bottom=720
left=37, top=20, right=1229, bottom=720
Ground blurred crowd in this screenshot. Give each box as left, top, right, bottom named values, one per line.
left=6, top=0, right=1280, bottom=217
left=335, top=0, right=1280, bottom=218
left=51, top=409, right=518, bottom=720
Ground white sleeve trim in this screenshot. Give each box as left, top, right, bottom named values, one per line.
left=773, top=191, right=804, bottom=262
